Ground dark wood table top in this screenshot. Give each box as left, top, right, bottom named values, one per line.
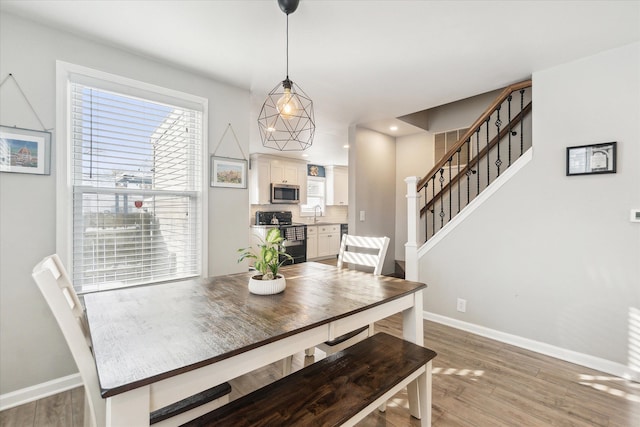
left=84, top=262, right=426, bottom=397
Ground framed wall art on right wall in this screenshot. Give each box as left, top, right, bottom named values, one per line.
left=566, top=141, right=617, bottom=176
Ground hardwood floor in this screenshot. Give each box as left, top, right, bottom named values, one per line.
left=2, top=316, right=639, bottom=426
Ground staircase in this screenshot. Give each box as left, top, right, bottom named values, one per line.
left=417, top=80, right=532, bottom=242
left=404, top=80, right=532, bottom=281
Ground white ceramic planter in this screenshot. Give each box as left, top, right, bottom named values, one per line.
left=248, top=275, right=286, bottom=295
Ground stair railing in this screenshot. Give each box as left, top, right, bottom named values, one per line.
left=417, top=80, right=532, bottom=242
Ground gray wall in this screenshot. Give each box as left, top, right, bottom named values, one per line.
left=395, top=132, right=432, bottom=261
left=349, top=127, right=397, bottom=275
left=0, top=12, right=251, bottom=395
left=425, top=88, right=502, bottom=133
left=419, top=42, right=640, bottom=373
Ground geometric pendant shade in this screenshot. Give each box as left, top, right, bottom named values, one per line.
left=257, top=0, right=315, bottom=151
left=257, top=77, right=315, bottom=151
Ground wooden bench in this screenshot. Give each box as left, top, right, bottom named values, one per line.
left=181, top=332, right=437, bottom=427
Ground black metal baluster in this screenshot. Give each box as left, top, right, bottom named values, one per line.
left=448, top=157, right=452, bottom=221
left=422, top=185, right=428, bottom=241
left=486, top=117, right=490, bottom=187
left=431, top=175, right=435, bottom=240
left=439, top=168, right=445, bottom=229
left=507, top=94, right=513, bottom=166
left=457, top=147, right=461, bottom=214
left=495, top=105, right=502, bottom=176
left=520, top=89, right=525, bottom=154
left=465, top=139, right=472, bottom=205
left=476, top=129, right=480, bottom=196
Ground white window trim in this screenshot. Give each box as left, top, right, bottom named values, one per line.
left=300, top=176, right=326, bottom=217
left=55, top=61, right=209, bottom=284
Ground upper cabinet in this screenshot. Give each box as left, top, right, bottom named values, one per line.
left=270, top=159, right=299, bottom=184
left=249, top=155, right=271, bottom=205
left=326, top=165, right=348, bottom=206
left=249, top=154, right=307, bottom=205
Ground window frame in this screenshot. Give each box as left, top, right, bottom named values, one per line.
left=299, top=176, right=326, bottom=217
left=56, top=61, right=209, bottom=292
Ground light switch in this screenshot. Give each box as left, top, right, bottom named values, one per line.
left=359, top=210, right=365, bottom=221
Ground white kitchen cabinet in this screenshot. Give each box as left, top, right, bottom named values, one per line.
left=270, top=160, right=299, bottom=184
left=249, top=155, right=271, bottom=205
left=326, top=165, right=348, bottom=206
left=317, top=224, right=341, bottom=258
left=249, top=154, right=307, bottom=205
left=306, top=226, right=318, bottom=259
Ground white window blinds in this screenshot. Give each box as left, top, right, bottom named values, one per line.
left=70, top=83, right=203, bottom=292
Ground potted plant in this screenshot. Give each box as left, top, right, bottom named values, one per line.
left=237, top=228, right=293, bottom=295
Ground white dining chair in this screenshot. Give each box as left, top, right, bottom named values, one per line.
left=282, top=234, right=390, bottom=376
left=32, top=254, right=231, bottom=427
left=314, top=234, right=390, bottom=354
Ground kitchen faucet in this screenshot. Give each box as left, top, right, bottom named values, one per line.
left=313, top=205, right=322, bottom=224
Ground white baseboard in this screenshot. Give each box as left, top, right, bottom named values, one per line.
left=0, top=373, right=82, bottom=411
left=423, top=311, right=640, bottom=383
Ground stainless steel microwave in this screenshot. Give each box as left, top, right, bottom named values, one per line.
left=270, top=183, right=300, bottom=204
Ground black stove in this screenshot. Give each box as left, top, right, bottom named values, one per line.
left=255, top=211, right=306, bottom=264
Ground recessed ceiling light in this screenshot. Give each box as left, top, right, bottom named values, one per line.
left=343, top=144, right=350, bottom=149
left=389, top=126, right=398, bottom=131
left=302, top=153, right=309, bottom=157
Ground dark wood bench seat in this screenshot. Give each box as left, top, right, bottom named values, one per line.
left=181, top=333, right=437, bottom=427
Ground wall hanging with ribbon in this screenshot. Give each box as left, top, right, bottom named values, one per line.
left=210, top=123, right=248, bottom=188
left=0, top=73, right=52, bottom=175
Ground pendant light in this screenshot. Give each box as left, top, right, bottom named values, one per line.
left=257, top=0, right=315, bottom=151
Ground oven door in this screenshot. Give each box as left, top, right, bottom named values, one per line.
left=279, top=226, right=306, bottom=264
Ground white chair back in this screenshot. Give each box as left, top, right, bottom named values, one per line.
left=32, top=254, right=106, bottom=427
left=337, top=234, right=390, bottom=276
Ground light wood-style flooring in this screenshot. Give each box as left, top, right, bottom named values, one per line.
left=2, top=314, right=639, bottom=426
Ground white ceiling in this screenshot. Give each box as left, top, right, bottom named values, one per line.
left=1, top=1, right=639, bottom=165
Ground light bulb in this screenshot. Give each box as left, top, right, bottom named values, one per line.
left=276, top=87, right=300, bottom=120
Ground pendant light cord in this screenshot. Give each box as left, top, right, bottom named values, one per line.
left=285, top=13, right=289, bottom=80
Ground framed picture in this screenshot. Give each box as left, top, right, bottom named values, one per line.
left=210, top=156, right=247, bottom=188
left=566, top=142, right=617, bottom=176
left=0, top=125, right=52, bottom=175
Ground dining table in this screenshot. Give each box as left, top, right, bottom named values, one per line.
left=83, top=261, right=427, bottom=426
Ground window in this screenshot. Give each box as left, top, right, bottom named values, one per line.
left=59, top=63, right=206, bottom=293
left=300, top=176, right=325, bottom=217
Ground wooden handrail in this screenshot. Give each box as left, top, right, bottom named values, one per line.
left=417, top=79, right=532, bottom=191
left=420, top=101, right=532, bottom=216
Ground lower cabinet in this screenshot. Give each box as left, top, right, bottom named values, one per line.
left=306, top=224, right=340, bottom=259
left=317, top=225, right=341, bottom=258
left=306, top=226, right=318, bottom=260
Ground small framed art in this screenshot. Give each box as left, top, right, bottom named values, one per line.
left=0, top=125, right=52, bottom=175
left=210, top=156, right=247, bottom=188
left=566, top=142, right=617, bottom=176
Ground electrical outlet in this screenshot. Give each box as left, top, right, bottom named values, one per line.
left=457, top=298, right=467, bottom=313
left=359, top=210, right=365, bottom=221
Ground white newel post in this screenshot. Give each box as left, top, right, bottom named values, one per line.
left=404, top=176, right=420, bottom=282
